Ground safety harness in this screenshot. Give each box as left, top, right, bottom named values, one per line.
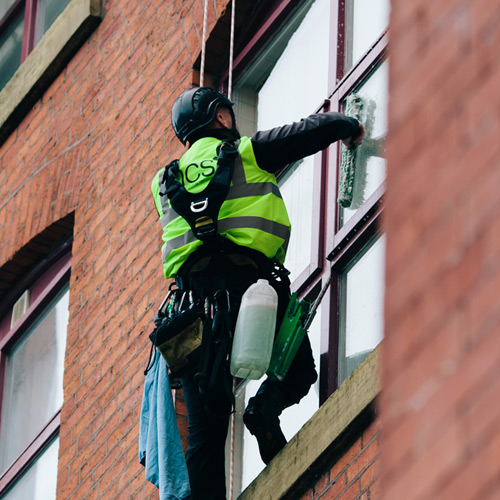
left=161, top=140, right=239, bottom=242
left=147, top=139, right=240, bottom=416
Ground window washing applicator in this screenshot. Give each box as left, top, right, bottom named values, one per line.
left=338, top=94, right=364, bottom=208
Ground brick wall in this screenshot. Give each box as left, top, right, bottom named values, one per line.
left=382, top=0, right=500, bottom=498
left=0, top=1, right=227, bottom=499
left=300, top=420, right=380, bottom=500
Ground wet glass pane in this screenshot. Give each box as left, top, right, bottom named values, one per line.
left=0, top=286, right=69, bottom=472
left=338, top=235, right=385, bottom=384
left=3, top=438, right=59, bottom=500
left=0, top=10, right=24, bottom=92
left=345, top=0, right=390, bottom=71
left=35, top=0, right=71, bottom=43
left=340, top=60, right=388, bottom=226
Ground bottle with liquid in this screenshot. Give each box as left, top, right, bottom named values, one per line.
left=230, top=279, right=278, bottom=379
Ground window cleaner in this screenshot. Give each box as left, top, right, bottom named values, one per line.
left=267, top=273, right=333, bottom=382
left=338, top=94, right=364, bottom=208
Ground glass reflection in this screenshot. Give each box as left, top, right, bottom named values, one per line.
left=3, top=438, right=59, bottom=500
left=0, top=10, right=24, bottom=92
left=0, top=286, right=69, bottom=472
left=345, top=0, right=390, bottom=71
left=339, top=235, right=385, bottom=383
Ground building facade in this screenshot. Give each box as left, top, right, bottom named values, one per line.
left=2, top=0, right=496, bottom=499
left=4, top=0, right=385, bottom=498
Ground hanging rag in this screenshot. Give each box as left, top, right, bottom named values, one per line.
left=139, top=350, right=191, bottom=500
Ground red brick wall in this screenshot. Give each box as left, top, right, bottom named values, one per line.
left=382, top=0, right=500, bottom=498
left=299, top=420, right=380, bottom=500
left=0, top=1, right=227, bottom=499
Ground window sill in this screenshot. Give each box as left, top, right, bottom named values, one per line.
left=238, top=347, right=380, bottom=499
left=0, top=0, right=102, bottom=146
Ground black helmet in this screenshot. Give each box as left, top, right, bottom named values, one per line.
left=171, top=87, right=236, bottom=145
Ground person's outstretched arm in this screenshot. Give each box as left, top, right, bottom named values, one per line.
left=251, top=112, right=364, bottom=173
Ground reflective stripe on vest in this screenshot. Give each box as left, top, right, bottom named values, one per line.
left=155, top=136, right=291, bottom=278
left=161, top=216, right=290, bottom=263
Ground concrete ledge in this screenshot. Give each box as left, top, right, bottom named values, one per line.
left=0, top=0, right=102, bottom=145
left=238, top=348, right=380, bottom=500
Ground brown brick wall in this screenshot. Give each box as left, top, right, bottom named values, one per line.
left=382, top=0, right=500, bottom=498
left=300, top=420, right=380, bottom=500
left=0, top=1, right=227, bottom=499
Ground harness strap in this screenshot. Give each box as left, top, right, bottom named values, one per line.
left=161, top=140, right=239, bottom=242
left=195, top=297, right=214, bottom=397
left=194, top=291, right=235, bottom=418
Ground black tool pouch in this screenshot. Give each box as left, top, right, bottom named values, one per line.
left=148, top=287, right=204, bottom=378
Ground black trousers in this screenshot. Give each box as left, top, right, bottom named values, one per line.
left=178, top=253, right=316, bottom=500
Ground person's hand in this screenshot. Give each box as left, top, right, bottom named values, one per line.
left=342, top=122, right=365, bottom=150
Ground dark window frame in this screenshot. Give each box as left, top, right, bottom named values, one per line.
left=1, top=0, right=40, bottom=67
left=0, top=251, right=71, bottom=496
left=223, top=0, right=388, bottom=401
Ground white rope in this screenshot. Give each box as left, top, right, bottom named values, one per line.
left=228, top=0, right=236, bottom=99
left=200, top=0, right=208, bottom=87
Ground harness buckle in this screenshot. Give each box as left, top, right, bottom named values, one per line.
left=191, top=198, right=209, bottom=213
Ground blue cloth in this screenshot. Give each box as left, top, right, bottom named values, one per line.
left=139, top=350, right=191, bottom=500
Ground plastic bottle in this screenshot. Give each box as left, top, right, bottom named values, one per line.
left=230, top=279, right=278, bottom=379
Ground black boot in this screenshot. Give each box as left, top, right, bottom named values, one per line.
left=243, top=382, right=289, bottom=465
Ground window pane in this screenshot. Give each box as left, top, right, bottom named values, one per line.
left=278, top=158, right=314, bottom=283
left=0, top=286, right=69, bottom=472
left=0, top=10, right=24, bottom=91
left=35, top=0, right=72, bottom=43
left=229, top=0, right=329, bottom=488
left=256, top=0, right=330, bottom=129
left=255, top=0, right=330, bottom=280
left=338, top=235, right=385, bottom=384
left=340, top=60, right=388, bottom=225
left=0, top=0, right=18, bottom=19
left=234, top=0, right=330, bottom=133
left=3, top=438, right=59, bottom=500
left=345, top=0, right=390, bottom=71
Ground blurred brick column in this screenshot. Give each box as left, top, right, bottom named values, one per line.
left=382, top=0, right=500, bottom=499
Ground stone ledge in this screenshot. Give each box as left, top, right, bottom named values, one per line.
left=238, top=348, right=380, bottom=500
left=0, top=0, right=102, bottom=146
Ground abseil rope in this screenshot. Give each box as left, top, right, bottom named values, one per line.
left=199, top=0, right=236, bottom=98
left=200, top=0, right=208, bottom=87
left=228, top=0, right=236, bottom=99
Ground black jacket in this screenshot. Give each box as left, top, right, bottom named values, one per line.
left=199, top=112, right=361, bottom=173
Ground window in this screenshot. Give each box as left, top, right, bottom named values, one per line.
left=0, top=252, right=70, bottom=498
left=338, top=234, right=385, bottom=383
left=0, top=0, right=102, bottom=145
left=218, top=0, right=389, bottom=491
left=0, top=0, right=71, bottom=92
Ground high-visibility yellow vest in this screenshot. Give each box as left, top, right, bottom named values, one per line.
left=152, top=136, right=291, bottom=278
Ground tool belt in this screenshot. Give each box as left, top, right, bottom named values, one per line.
left=144, top=280, right=236, bottom=417
left=145, top=245, right=292, bottom=416
left=147, top=284, right=204, bottom=378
